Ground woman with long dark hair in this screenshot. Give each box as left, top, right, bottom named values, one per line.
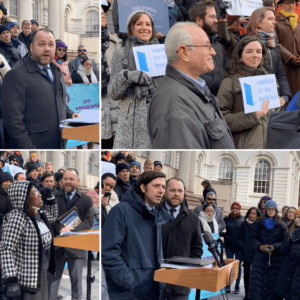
left=238, top=207, right=261, bottom=300
left=282, top=206, right=297, bottom=229
left=248, top=200, right=288, bottom=300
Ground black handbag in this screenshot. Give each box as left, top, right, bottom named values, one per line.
left=266, top=94, right=300, bottom=149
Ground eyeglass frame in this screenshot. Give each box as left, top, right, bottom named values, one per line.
left=78, top=49, right=87, bottom=52
left=207, top=197, right=216, bottom=201
left=176, top=44, right=213, bottom=53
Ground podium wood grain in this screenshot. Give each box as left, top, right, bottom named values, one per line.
left=53, top=230, right=99, bottom=252
left=62, top=124, right=99, bottom=143
left=154, top=259, right=239, bottom=292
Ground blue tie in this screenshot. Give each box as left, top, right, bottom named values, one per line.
left=42, top=66, right=54, bottom=85
left=66, top=192, right=72, bottom=204
left=170, top=208, right=176, bottom=224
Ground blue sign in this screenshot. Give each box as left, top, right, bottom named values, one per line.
left=188, top=233, right=222, bottom=299
left=65, top=83, right=99, bottom=147
left=118, top=0, right=169, bottom=36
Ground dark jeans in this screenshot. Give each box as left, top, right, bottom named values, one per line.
left=225, top=245, right=242, bottom=287
left=243, top=261, right=252, bottom=298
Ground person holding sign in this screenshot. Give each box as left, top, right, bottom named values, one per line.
left=217, top=36, right=282, bottom=149
left=108, top=10, right=163, bottom=149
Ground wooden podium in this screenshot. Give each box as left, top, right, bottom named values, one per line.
left=154, top=259, right=239, bottom=300
left=62, top=124, right=99, bottom=143
left=53, top=230, right=99, bottom=300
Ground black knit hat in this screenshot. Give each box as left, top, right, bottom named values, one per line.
left=0, top=172, right=13, bottom=185
left=27, top=163, right=38, bottom=174
left=116, top=163, right=130, bottom=175
left=30, top=20, right=39, bottom=26
left=154, top=161, right=163, bottom=167
left=9, top=154, right=18, bottom=162
left=0, top=25, right=9, bottom=35
left=54, top=172, right=63, bottom=182
left=115, top=153, right=126, bottom=162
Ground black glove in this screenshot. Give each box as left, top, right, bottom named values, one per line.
left=6, top=283, right=21, bottom=297
left=40, top=187, right=54, bottom=199
left=219, top=2, right=230, bottom=19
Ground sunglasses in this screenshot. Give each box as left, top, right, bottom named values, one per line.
left=57, top=48, right=66, bottom=52
left=11, top=159, right=17, bottom=162
left=78, top=49, right=87, bottom=52
left=207, top=198, right=216, bottom=201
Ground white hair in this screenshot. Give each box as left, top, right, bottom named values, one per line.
left=165, top=22, right=199, bottom=65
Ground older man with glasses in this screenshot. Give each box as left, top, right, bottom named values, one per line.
left=68, top=44, right=99, bottom=81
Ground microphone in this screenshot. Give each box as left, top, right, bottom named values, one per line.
left=203, top=232, right=223, bottom=268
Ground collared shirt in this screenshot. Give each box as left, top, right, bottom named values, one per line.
left=165, top=202, right=181, bottom=219
left=144, top=201, right=155, bottom=214
left=31, top=55, right=54, bottom=82
left=65, top=189, right=76, bottom=202
left=177, top=69, right=206, bottom=94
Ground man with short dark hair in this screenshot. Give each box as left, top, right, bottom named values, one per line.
left=129, top=161, right=141, bottom=185
left=194, top=191, right=226, bottom=232
left=113, top=163, right=131, bottom=201
left=40, top=172, right=56, bottom=192
left=102, top=170, right=171, bottom=300
left=2, top=28, right=78, bottom=149
left=161, top=177, right=203, bottom=300
left=154, top=161, right=163, bottom=171
left=49, top=168, right=94, bottom=300
left=189, top=1, right=229, bottom=95
left=14, top=172, right=26, bottom=182
left=68, top=44, right=99, bottom=80
left=9, top=22, right=28, bottom=59
left=17, top=20, right=32, bottom=51
left=0, top=24, right=21, bottom=67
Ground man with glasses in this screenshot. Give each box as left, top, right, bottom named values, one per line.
left=68, top=44, right=99, bottom=81
left=194, top=191, right=226, bottom=232
left=189, top=0, right=229, bottom=95
left=148, top=22, right=234, bottom=149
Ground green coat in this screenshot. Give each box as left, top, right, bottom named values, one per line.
left=217, top=66, right=272, bottom=149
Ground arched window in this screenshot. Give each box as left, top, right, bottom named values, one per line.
left=218, top=159, right=233, bottom=181
left=86, top=11, right=99, bottom=35
left=32, top=0, right=38, bottom=21
left=254, top=160, right=271, bottom=193
left=64, top=9, right=69, bottom=32
left=10, top=0, right=18, bottom=16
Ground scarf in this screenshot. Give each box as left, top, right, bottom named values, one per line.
left=280, top=9, right=298, bottom=29
left=246, top=218, right=254, bottom=224
left=199, top=210, right=219, bottom=233
left=101, top=27, right=110, bottom=96
left=77, top=64, right=98, bottom=84
left=125, top=35, right=161, bottom=101
left=230, top=212, right=240, bottom=219
left=263, top=217, right=276, bottom=230
left=54, top=55, right=64, bottom=65
left=257, top=30, right=276, bottom=48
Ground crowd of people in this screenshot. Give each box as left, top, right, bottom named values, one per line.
left=0, top=0, right=99, bottom=149
left=101, top=151, right=300, bottom=300
left=0, top=151, right=99, bottom=300
left=101, top=0, right=300, bottom=149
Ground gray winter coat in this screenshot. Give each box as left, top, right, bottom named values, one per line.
left=68, top=55, right=99, bottom=81
left=108, top=47, right=161, bottom=149
left=194, top=201, right=226, bottom=233
left=148, top=64, right=235, bottom=149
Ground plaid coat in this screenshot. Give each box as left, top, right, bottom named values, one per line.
left=0, top=181, right=57, bottom=292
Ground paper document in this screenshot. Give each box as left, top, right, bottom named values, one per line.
left=61, top=109, right=99, bottom=124
left=60, top=231, right=99, bottom=237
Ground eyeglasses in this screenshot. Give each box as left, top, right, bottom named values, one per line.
left=207, top=198, right=216, bottom=201
left=267, top=208, right=276, bottom=211
left=11, top=159, right=17, bottom=162
left=232, top=207, right=240, bottom=210
left=101, top=12, right=108, bottom=16
left=78, top=49, right=87, bottom=52
left=186, top=44, right=213, bottom=51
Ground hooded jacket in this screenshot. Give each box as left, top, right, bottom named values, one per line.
left=0, top=181, right=57, bottom=292
left=113, top=177, right=131, bottom=201
left=102, top=187, right=171, bottom=300
left=194, top=199, right=226, bottom=232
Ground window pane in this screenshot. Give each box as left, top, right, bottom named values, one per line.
left=254, top=160, right=270, bottom=194
left=218, top=159, right=233, bottom=181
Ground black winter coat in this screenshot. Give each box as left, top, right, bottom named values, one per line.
left=275, top=228, right=300, bottom=299
left=291, top=228, right=300, bottom=300
left=175, top=0, right=200, bottom=20
left=71, top=71, right=92, bottom=84
left=161, top=201, right=203, bottom=295
left=26, top=175, right=40, bottom=187
left=223, top=213, right=244, bottom=248
left=51, top=188, right=94, bottom=259
left=200, top=34, right=229, bottom=96
left=0, top=186, right=12, bottom=226
left=248, top=218, right=288, bottom=300
left=2, top=54, right=74, bottom=149
left=0, top=40, right=21, bottom=67
left=17, top=32, right=32, bottom=51
left=239, top=219, right=256, bottom=262
left=113, top=178, right=131, bottom=202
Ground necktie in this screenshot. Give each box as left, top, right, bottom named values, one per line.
left=66, top=192, right=72, bottom=204
left=170, top=208, right=176, bottom=224
left=42, top=66, right=54, bottom=85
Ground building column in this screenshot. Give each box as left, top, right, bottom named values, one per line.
left=52, top=152, right=61, bottom=173
left=176, top=152, right=191, bottom=191
left=40, top=151, right=46, bottom=164
left=48, top=0, right=60, bottom=40
left=59, top=0, right=65, bottom=41
left=75, top=152, right=83, bottom=182
left=82, top=151, right=88, bottom=187
left=19, top=1, right=33, bottom=26
left=21, top=151, right=30, bottom=163
left=148, top=152, right=163, bottom=163
left=188, top=151, right=197, bottom=193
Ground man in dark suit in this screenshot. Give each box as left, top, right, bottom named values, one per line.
left=48, top=168, right=94, bottom=300
left=161, top=178, right=203, bottom=300
left=2, top=28, right=79, bottom=149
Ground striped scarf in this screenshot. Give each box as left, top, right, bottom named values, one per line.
left=280, top=9, right=298, bottom=29
left=257, top=30, right=276, bottom=48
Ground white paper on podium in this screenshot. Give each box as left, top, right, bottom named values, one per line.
left=60, top=231, right=99, bottom=237
left=60, top=109, right=99, bottom=125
